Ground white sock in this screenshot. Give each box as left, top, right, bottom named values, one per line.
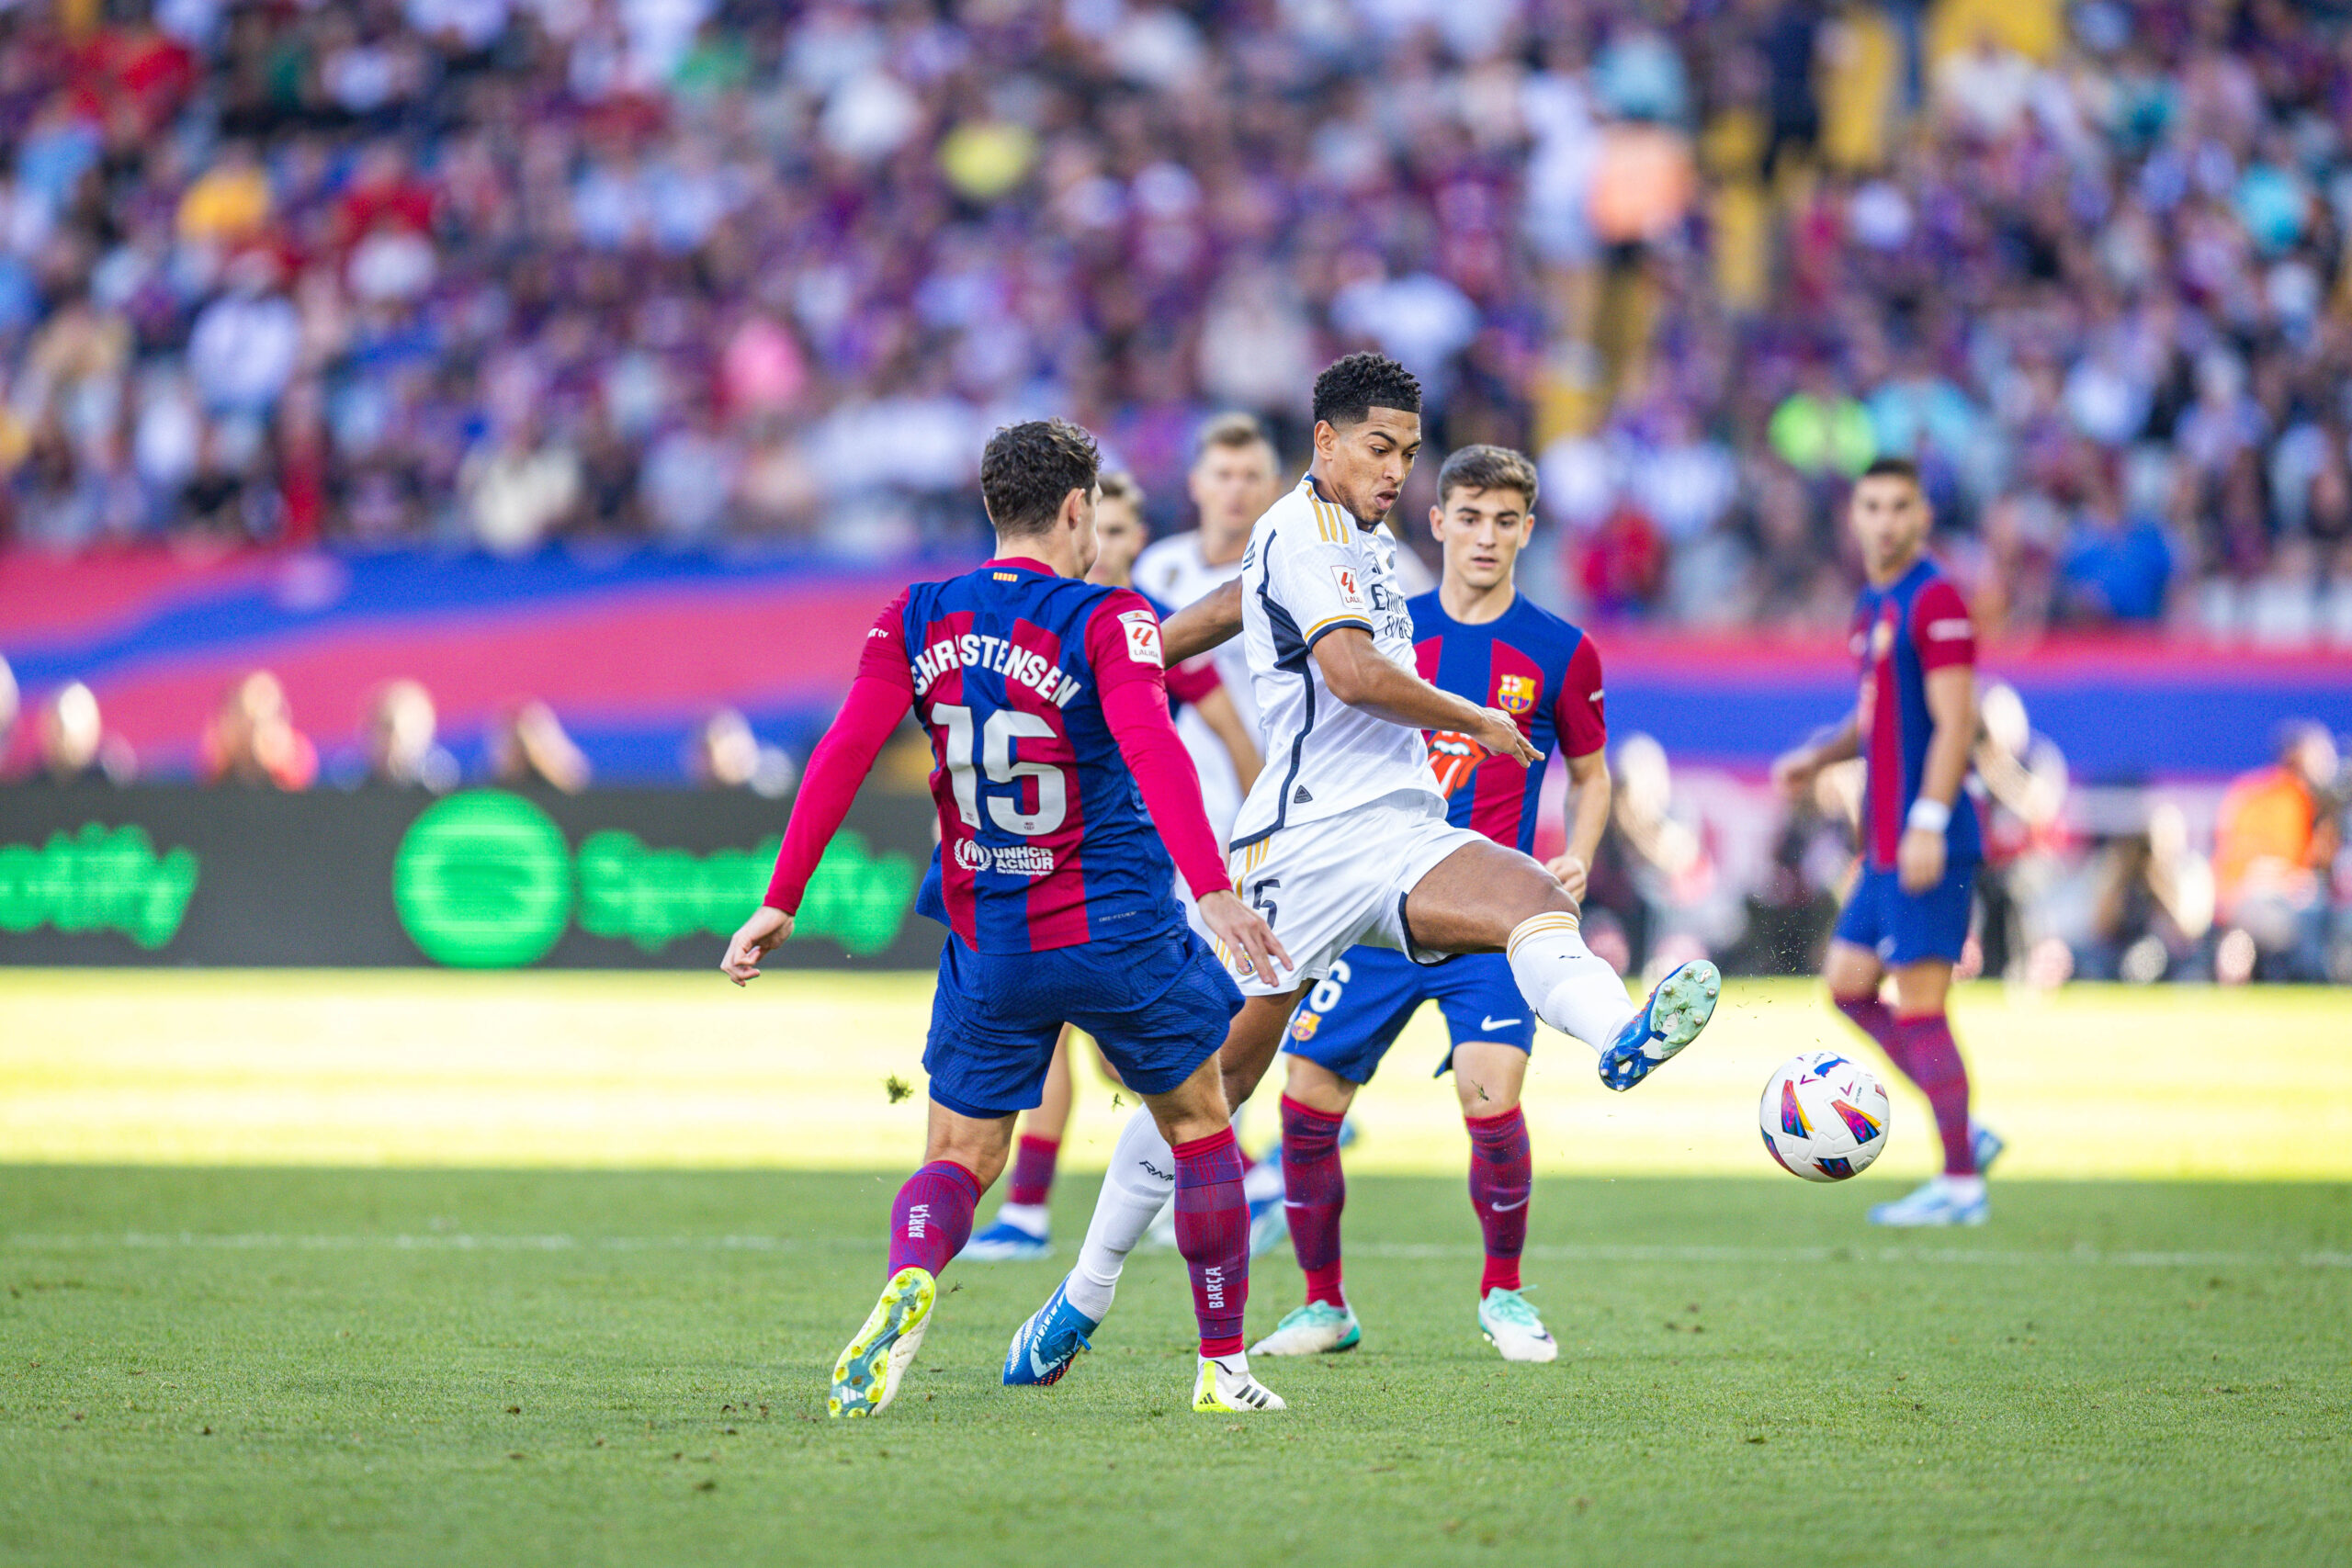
left=1064, top=1108, right=1175, bottom=1321
left=993, top=1201, right=1048, bottom=1236
left=1506, top=912, right=1637, bottom=1055
left=1937, top=1175, right=1986, bottom=1202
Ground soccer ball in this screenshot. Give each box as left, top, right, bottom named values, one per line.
left=1758, top=1051, right=1892, bottom=1182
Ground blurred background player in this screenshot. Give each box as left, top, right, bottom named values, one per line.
left=1772, top=457, right=2002, bottom=1227
left=967, top=469, right=1266, bottom=1262
left=722, top=419, right=1292, bottom=1417
left=1132, top=414, right=1287, bottom=846
left=1255, top=444, right=1606, bottom=1365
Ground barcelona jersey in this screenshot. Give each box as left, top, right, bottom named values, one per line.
left=876, top=558, right=1185, bottom=954
left=1409, top=591, right=1607, bottom=853
left=1850, top=558, right=1982, bottom=871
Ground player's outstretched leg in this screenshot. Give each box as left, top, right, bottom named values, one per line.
left=1005, top=1107, right=1170, bottom=1385
left=1252, top=1092, right=1361, bottom=1356
left=831, top=1160, right=979, bottom=1417
left=1503, top=910, right=1719, bottom=1090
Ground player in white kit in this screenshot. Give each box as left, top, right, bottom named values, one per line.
left=1004, top=355, right=1723, bottom=1383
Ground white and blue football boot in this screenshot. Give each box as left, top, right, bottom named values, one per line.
left=1971, top=1122, right=2006, bottom=1175
left=1250, top=1301, right=1361, bottom=1356
left=1478, top=1288, right=1558, bottom=1363
left=1597, top=960, right=1722, bottom=1091
left=1868, top=1175, right=1988, bottom=1227
left=1001, top=1277, right=1098, bottom=1386
left=964, top=1203, right=1052, bottom=1262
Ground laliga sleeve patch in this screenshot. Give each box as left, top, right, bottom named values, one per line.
left=1118, top=609, right=1164, bottom=667
left=1329, top=564, right=1369, bottom=611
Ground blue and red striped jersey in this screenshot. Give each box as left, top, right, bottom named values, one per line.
left=1410, top=591, right=1607, bottom=854
left=878, top=558, right=1185, bottom=953
left=1852, top=557, right=1983, bottom=870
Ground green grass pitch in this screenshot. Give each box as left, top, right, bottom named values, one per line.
left=5, top=1166, right=2348, bottom=1566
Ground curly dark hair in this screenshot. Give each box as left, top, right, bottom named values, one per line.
left=1311, top=352, right=1422, bottom=430
left=980, top=418, right=1102, bottom=536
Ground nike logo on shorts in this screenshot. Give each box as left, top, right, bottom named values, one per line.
left=1480, top=1016, right=1522, bottom=1032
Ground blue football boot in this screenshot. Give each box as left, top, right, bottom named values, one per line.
left=1002, top=1277, right=1098, bottom=1387
left=1597, top=960, right=1721, bottom=1091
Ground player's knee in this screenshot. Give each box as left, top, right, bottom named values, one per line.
left=1283, top=1054, right=1355, bottom=1115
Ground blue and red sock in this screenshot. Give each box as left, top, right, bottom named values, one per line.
left=1006, top=1134, right=1059, bottom=1210
left=1893, top=1011, right=1975, bottom=1177
left=886, top=1160, right=980, bottom=1280
left=1171, top=1126, right=1250, bottom=1357
left=1465, top=1106, right=1531, bottom=1295
left=1280, top=1095, right=1347, bottom=1308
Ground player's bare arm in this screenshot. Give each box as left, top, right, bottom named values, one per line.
left=1900, top=664, right=1975, bottom=892
left=1547, top=746, right=1610, bottom=901
left=1771, top=715, right=1861, bottom=797
left=1160, top=577, right=1244, bottom=664
left=1193, top=683, right=1262, bottom=793
left=1311, top=626, right=1539, bottom=766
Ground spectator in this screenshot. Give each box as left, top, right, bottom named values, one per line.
left=2212, top=723, right=2343, bottom=980
left=200, top=671, right=317, bottom=790
left=684, top=707, right=795, bottom=797
left=358, top=679, right=458, bottom=793
left=34, top=681, right=135, bottom=784
left=490, top=700, right=591, bottom=794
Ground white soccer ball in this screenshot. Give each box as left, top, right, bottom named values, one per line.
left=1758, top=1050, right=1892, bottom=1182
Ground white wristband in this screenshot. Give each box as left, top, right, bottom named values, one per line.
left=1906, top=798, right=1951, bottom=834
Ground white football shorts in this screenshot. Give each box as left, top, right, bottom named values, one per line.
left=1218, top=790, right=1487, bottom=998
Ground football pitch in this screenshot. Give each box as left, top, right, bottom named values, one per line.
left=2, top=973, right=2348, bottom=1565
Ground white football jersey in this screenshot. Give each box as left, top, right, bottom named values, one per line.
left=1229, top=477, right=1437, bottom=849
left=1132, top=530, right=1257, bottom=840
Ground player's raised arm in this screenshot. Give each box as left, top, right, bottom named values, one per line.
left=1159, top=576, right=1244, bottom=664
left=722, top=592, right=916, bottom=984
left=1086, top=589, right=1291, bottom=985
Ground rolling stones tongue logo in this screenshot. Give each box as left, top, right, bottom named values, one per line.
left=1427, top=730, right=1488, bottom=797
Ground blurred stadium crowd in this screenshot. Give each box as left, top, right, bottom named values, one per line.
left=0, top=0, right=2349, bottom=640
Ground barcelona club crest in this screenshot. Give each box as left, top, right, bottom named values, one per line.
left=1494, top=674, right=1538, bottom=716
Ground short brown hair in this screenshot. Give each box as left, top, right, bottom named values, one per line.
left=1860, top=455, right=1920, bottom=486
left=1435, top=445, right=1539, bottom=510
left=981, top=419, right=1101, bottom=536
left=1097, top=470, right=1145, bottom=511
left=1193, top=412, right=1277, bottom=468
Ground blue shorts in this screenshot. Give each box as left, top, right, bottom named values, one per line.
left=1280, top=946, right=1534, bottom=1086
left=922, top=923, right=1242, bottom=1120
left=1833, top=863, right=1976, bottom=966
